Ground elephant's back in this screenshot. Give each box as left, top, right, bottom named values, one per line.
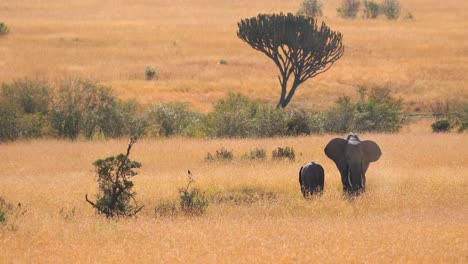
left=301, top=161, right=324, bottom=179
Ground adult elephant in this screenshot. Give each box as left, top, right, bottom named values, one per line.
left=324, top=133, right=382, bottom=195
left=299, top=162, right=324, bottom=197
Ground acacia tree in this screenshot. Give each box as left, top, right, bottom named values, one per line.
left=237, top=13, right=344, bottom=108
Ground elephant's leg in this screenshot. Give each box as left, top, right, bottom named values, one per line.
left=340, top=167, right=351, bottom=193
left=301, top=185, right=307, bottom=198
left=349, top=166, right=364, bottom=194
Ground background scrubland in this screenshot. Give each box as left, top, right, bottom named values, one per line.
left=0, top=0, right=467, bottom=262
left=0, top=0, right=467, bottom=111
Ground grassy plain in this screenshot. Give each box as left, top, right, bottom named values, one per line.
left=0, top=0, right=467, bottom=111
left=0, top=121, right=467, bottom=262
left=0, top=0, right=467, bottom=262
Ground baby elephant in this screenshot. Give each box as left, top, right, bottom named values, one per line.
left=299, top=162, right=325, bottom=197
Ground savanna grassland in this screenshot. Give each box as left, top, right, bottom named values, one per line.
left=0, top=122, right=467, bottom=262
left=0, top=0, right=467, bottom=262
left=0, top=0, right=467, bottom=111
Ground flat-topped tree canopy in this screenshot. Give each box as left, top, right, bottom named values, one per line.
left=237, top=13, right=344, bottom=108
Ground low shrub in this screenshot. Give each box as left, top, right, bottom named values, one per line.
left=179, top=171, right=208, bottom=216
left=308, top=112, right=326, bottom=134
left=323, top=87, right=404, bottom=133
left=50, top=79, right=125, bottom=139
left=0, top=22, right=9, bottom=35
left=0, top=197, right=27, bottom=231
left=431, top=119, right=451, bottom=133
left=17, top=114, right=55, bottom=138
left=272, top=147, right=296, bottom=161
left=354, top=87, right=404, bottom=132
left=206, top=147, right=234, bottom=161
left=380, top=0, right=401, bottom=20
left=85, top=137, right=144, bottom=218
left=0, top=100, right=19, bottom=141
left=297, top=0, right=323, bottom=18
left=254, top=105, right=288, bottom=137
left=1, top=78, right=52, bottom=115
left=145, top=66, right=157, bottom=80
left=241, top=148, right=267, bottom=160
left=206, top=92, right=258, bottom=138
left=147, top=102, right=203, bottom=137
left=0, top=78, right=54, bottom=140
left=286, top=109, right=313, bottom=135
left=363, top=0, right=379, bottom=19
left=323, top=96, right=355, bottom=133
left=403, top=12, right=414, bottom=21
left=337, top=0, right=361, bottom=18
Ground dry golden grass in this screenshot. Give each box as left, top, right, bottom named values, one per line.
left=1, top=0, right=467, bottom=111
left=0, top=121, right=466, bottom=262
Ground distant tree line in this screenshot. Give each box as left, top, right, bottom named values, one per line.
left=0, top=78, right=412, bottom=142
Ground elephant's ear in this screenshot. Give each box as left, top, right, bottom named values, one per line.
left=324, top=138, right=347, bottom=164
left=361, top=140, right=382, bottom=162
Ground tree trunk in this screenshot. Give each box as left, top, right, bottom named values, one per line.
left=277, top=79, right=300, bottom=109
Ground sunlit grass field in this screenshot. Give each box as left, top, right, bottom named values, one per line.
left=0, top=121, right=466, bottom=262
left=1, top=0, right=467, bottom=111
left=0, top=0, right=467, bottom=262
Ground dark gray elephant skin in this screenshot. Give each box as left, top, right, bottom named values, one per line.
left=299, top=162, right=324, bottom=197
left=324, top=133, right=381, bottom=195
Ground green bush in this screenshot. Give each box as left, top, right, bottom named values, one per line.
left=50, top=79, right=125, bottom=139
left=309, top=112, right=326, bottom=134
left=179, top=172, right=208, bottom=216
left=254, top=105, right=288, bottom=137
left=241, top=148, right=267, bottom=160
left=363, top=0, right=380, bottom=19
left=0, top=22, right=9, bottom=35
left=324, top=87, right=404, bottom=133
left=114, top=99, right=148, bottom=137
left=147, top=102, right=203, bottom=137
left=85, top=137, right=144, bottom=218
left=272, top=147, right=296, bottom=161
left=354, top=87, right=404, bottom=132
left=0, top=79, right=54, bottom=140
left=206, top=147, right=234, bottom=161
left=206, top=93, right=258, bottom=138
left=323, top=96, right=355, bottom=133
left=431, top=119, right=451, bottom=133
left=337, top=0, right=361, bottom=18
left=18, top=114, right=55, bottom=138
left=286, top=109, right=312, bottom=135
left=380, top=0, right=401, bottom=20
left=145, top=66, right=157, bottom=80
left=0, top=100, right=19, bottom=141
left=1, top=79, right=52, bottom=115
left=297, top=0, right=323, bottom=18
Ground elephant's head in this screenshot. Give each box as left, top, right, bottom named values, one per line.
left=324, top=133, right=381, bottom=194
